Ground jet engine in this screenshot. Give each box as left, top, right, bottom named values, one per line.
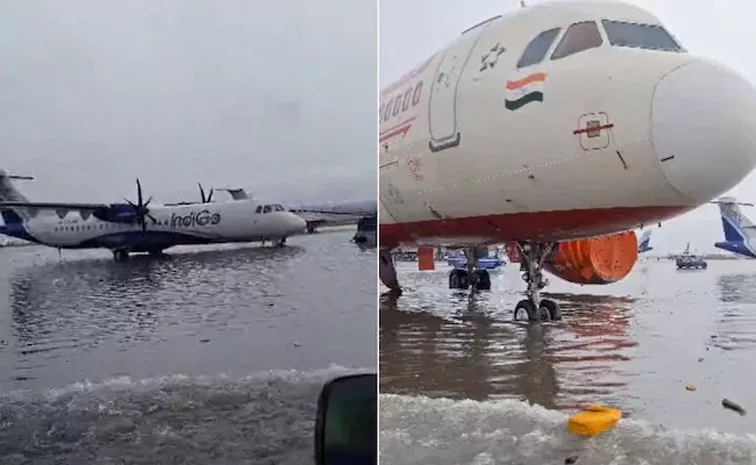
left=543, top=231, right=638, bottom=285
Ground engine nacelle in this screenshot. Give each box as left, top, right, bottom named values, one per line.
left=92, top=204, right=139, bottom=224
left=543, top=231, right=638, bottom=285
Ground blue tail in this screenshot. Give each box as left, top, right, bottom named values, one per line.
left=637, top=229, right=653, bottom=253
left=713, top=197, right=756, bottom=258
left=0, top=170, right=35, bottom=241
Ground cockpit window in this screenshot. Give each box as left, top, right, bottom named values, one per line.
left=274, top=204, right=285, bottom=212
left=263, top=205, right=272, bottom=214
left=255, top=206, right=262, bottom=213
left=601, top=20, right=683, bottom=52
left=551, top=21, right=603, bottom=60
left=517, top=27, right=561, bottom=68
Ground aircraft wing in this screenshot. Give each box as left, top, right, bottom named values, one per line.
left=0, top=201, right=108, bottom=211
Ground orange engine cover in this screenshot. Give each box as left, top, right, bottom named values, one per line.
left=543, top=231, right=638, bottom=285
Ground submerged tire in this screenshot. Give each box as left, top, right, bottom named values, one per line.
left=449, top=269, right=469, bottom=289
left=540, top=299, right=562, bottom=321
left=514, top=299, right=538, bottom=321
left=474, top=270, right=491, bottom=290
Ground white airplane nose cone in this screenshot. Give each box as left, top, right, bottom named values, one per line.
left=290, top=214, right=307, bottom=233
left=652, top=60, right=756, bottom=204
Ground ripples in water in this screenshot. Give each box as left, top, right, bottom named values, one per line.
left=0, top=365, right=368, bottom=465
left=0, top=230, right=376, bottom=390
left=380, top=260, right=756, bottom=462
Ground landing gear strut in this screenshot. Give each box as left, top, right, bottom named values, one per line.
left=379, top=248, right=401, bottom=295
left=113, top=249, right=129, bottom=262
left=448, top=247, right=491, bottom=291
left=513, top=242, right=562, bottom=322
left=274, top=237, right=287, bottom=247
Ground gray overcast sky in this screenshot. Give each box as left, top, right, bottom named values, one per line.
left=380, top=0, right=756, bottom=254
left=0, top=0, right=376, bottom=205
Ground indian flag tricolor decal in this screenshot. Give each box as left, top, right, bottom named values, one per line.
left=504, top=72, right=547, bottom=111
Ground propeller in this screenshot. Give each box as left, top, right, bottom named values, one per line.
left=124, top=179, right=158, bottom=235
left=198, top=183, right=214, bottom=203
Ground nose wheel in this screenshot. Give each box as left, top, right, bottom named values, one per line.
left=113, top=249, right=130, bottom=262
left=512, top=242, right=562, bottom=322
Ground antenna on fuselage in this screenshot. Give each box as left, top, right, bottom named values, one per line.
left=520, top=0, right=526, bottom=7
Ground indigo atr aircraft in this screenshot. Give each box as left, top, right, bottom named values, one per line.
left=713, top=197, right=756, bottom=258
left=379, top=1, right=756, bottom=321
left=0, top=171, right=307, bottom=261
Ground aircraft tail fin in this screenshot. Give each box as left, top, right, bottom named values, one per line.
left=637, top=229, right=653, bottom=253
left=715, top=197, right=755, bottom=243
left=0, top=170, right=34, bottom=224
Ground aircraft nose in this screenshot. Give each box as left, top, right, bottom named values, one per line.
left=652, top=59, right=756, bottom=204
left=286, top=213, right=307, bottom=234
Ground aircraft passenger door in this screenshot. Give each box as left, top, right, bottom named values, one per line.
left=428, top=21, right=494, bottom=153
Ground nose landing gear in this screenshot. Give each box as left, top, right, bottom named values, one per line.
left=113, top=249, right=130, bottom=262
left=513, top=242, right=562, bottom=322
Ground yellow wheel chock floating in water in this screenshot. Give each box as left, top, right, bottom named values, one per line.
left=567, top=404, right=622, bottom=437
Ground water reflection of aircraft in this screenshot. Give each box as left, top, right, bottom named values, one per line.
left=713, top=274, right=756, bottom=352
left=8, top=246, right=305, bottom=360
left=0, top=171, right=307, bottom=261
left=380, top=289, right=637, bottom=410
left=380, top=293, right=559, bottom=406
left=379, top=1, right=756, bottom=323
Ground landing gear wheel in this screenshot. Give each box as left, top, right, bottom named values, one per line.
left=514, top=242, right=558, bottom=323
left=539, top=299, right=562, bottom=321
left=275, top=237, right=287, bottom=247
left=474, top=269, right=491, bottom=291
left=514, top=299, right=538, bottom=321
left=449, top=268, right=470, bottom=289
left=113, top=249, right=129, bottom=262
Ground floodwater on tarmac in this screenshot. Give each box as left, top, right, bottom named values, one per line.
left=0, top=228, right=376, bottom=465
left=380, top=259, right=756, bottom=465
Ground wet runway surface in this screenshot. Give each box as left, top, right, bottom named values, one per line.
left=0, top=229, right=376, bottom=464
left=380, top=259, right=756, bottom=465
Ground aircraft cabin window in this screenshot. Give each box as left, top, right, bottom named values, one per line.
left=517, top=27, right=561, bottom=68
left=263, top=205, right=272, bottom=214
left=601, top=20, right=683, bottom=52
left=551, top=21, right=603, bottom=60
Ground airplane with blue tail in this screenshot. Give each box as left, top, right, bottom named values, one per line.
left=637, top=229, right=653, bottom=253
left=0, top=170, right=307, bottom=261
left=713, top=197, right=756, bottom=258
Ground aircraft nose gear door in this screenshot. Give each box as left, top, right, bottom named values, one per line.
left=428, top=20, right=493, bottom=153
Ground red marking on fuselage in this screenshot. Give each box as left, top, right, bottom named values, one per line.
left=573, top=123, right=614, bottom=135
left=381, top=54, right=437, bottom=96
left=380, top=117, right=416, bottom=142
left=379, top=205, right=690, bottom=249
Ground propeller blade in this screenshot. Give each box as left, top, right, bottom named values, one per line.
left=143, top=196, right=153, bottom=209
left=147, top=213, right=158, bottom=224
left=136, top=179, right=143, bottom=207
left=207, top=188, right=214, bottom=203
left=198, top=183, right=206, bottom=203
